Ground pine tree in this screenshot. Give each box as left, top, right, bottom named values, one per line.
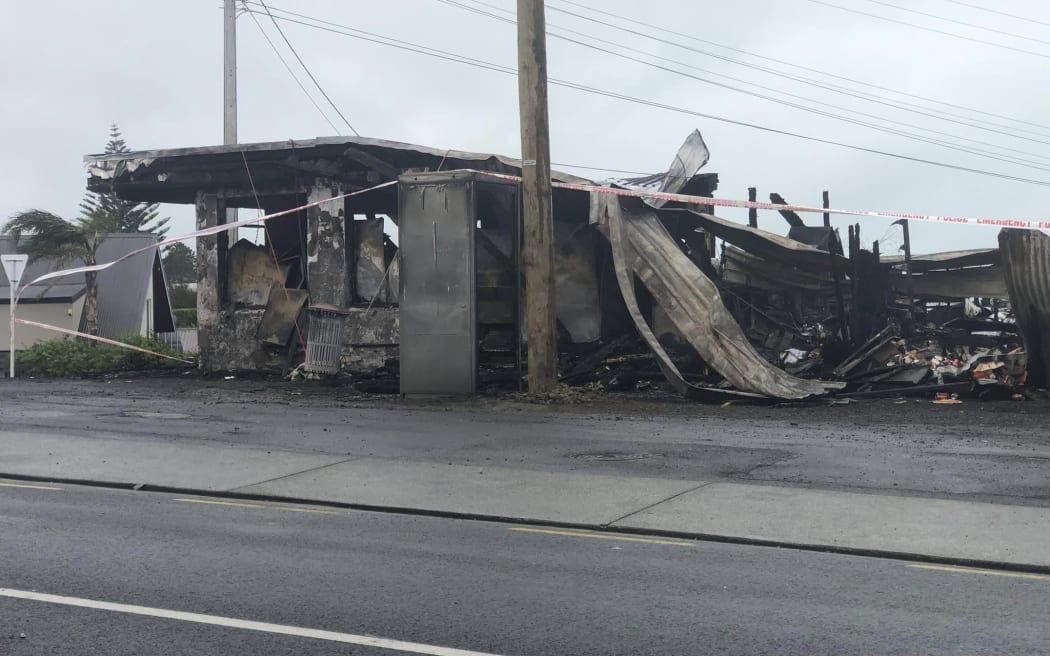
left=162, top=242, right=197, bottom=285
left=80, top=124, right=170, bottom=239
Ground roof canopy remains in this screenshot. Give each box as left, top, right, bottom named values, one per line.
left=85, top=136, right=592, bottom=205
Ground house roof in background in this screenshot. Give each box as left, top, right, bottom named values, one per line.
left=1, top=233, right=169, bottom=339
left=0, top=237, right=85, bottom=303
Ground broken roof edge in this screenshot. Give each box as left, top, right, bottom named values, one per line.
left=881, top=248, right=1000, bottom=271
left=680, top=209, right=850, bottom=271
left=84, top=135, right=593, bottom=185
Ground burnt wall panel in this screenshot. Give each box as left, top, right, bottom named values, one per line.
left=306, top=181, right=351, bottom=307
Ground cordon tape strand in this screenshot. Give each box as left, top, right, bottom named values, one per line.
left=10, top=171, right=1048, bottom=363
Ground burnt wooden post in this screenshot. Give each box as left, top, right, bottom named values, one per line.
left=748, top=187, right=758, bottom=228
left=829, top=231, right=849, bottom=343
left=195, top=192, right=227, bottom=371
left=770, top=193, right=805, bottom=227
left=898, top=219, right=915, bottom=335
left=822, top=190, right=830, bottom=228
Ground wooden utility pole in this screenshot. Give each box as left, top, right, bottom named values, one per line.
left=517, top=0, right=557, bottom=393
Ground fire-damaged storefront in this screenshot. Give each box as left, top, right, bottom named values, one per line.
left=85, top=131, right=1048, bottom=400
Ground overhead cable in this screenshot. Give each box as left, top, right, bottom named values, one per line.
left=942, top=0, right=1050, bottom=29
left=859, top=0, right=1050, bottom=47
left=244, top=5, right=1050, bottom=187
left=255, top=0, right=360, bottom=135
left=806, top=0, right=1050, bottom=60
left=439, top=0, right=1050, bottom=168
left=553, top=0, right=1050, bottom=134
left=242, top=3, right=342, bottom=135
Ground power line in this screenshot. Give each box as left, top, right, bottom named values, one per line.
left=806, top=0, right=1050, bottom=60
left=860, top=0, right=1050, bottom=47
left=550, top=163, right=654, bottom=176
left=942, top=0, right=1050, bottom=29
left=242, top=4, right=342, bottom=135
left=541, top=0, right=1050, bottom=142
left=254, top=0, right=360, bottom=136
left=246, top=4, right=1050, bottom=187
left=552, top=0, right=1050, bottom=134
left=440, top=0, right=1050, bottom=169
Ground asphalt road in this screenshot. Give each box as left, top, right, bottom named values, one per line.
left=3, top=378, right=1050, bottom=505
left=1, top=480, right=1048, bottom=655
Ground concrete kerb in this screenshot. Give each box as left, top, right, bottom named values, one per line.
left=4, top=471, right=1050, bottom=577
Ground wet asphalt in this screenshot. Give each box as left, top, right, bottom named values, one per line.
left=2, top=481, right=1049, bottom=656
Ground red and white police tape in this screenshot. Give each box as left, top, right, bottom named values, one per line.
left=540, top=174, right=1049, bottom=232
left=10, top=172, right=1047, bottom=365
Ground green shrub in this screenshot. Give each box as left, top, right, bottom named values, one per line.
left=174, top=308, right=198, bottom=327
left=13, top=335, right=191, bottom=378
left=169, top=284, right=197, bottom=309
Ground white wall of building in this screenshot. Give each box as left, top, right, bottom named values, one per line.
left=0, top=298, right=85, bottom=351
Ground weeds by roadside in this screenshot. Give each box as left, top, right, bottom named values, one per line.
left=6, top=336, right=192, bottom=378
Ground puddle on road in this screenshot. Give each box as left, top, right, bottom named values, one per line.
left=121, top=411, right=195, bottom=420
left=570, top=451, right=663, bottom=462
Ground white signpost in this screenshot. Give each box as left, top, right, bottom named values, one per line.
left=2, top=254, right=28, bottom=379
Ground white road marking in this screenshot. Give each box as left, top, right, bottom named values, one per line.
left=0, top=482, right=62, bottom=491
left=0, top=588, right=507, bottom=656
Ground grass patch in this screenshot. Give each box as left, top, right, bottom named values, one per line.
left=9, top=335, right=192, bottom=378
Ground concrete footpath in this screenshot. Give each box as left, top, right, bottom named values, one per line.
left=3, top=428, right=1049, bottom=569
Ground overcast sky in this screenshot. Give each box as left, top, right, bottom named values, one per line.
left=2, top=0, right=1048, bottom=255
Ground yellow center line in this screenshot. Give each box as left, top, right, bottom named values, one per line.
left=509, top=527, right=694, bottom=547
left=0, top=482, right=62, bottom=491
left=174, top=498, right=267, bottom=509
left=909, top=564, right=1050, bottom=581
left=269, top=506, right=340, bottom=516
left=172, top=498, right=338, bottom=515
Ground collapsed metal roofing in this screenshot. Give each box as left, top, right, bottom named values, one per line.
left=683, top=210, right=850, bottom=271
left=881, top=248, right=1000, bottom=272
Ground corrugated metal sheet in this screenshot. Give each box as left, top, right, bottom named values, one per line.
left=613, top=130, right=711, bottom=206
left=999, top=229, right=1050, bottom=387
left=682, top=210, right=850, bottom=272
left=90, top=234, right=164, bottom=338
left=595, top=193, right=842, bottom=399
left=722, top=246, right=843, bottom=294
left=890, top=265, right=1008, bottom=300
